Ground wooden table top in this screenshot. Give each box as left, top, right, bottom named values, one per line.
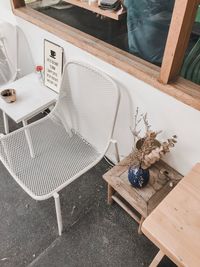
left=142, top=163, right=200, bottom=267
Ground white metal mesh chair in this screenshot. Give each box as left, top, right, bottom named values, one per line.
left=0, top=62, right=120, bottom=235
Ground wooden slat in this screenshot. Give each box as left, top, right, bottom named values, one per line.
left=159, top=0, right=199, bottom=84
left=120, top=171, right=156, bottom=202
left=11, top=0, right=25, bottom=9
left=147, top=181, right=177, bottom=215
left=149, top=251, right=165, bottom=267
left=62, top=0, right=126, bottom=21
left=105, top=175, right=148, bottom=217
left=13, top=6, right=200, bottom=111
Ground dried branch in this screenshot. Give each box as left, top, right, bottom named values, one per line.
left=130, top=108, right=177, bottom=169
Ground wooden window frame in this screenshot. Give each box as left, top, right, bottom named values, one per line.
left=159, top=0, right=199, bottom=84
left=11, top=0, right=200, bottom=111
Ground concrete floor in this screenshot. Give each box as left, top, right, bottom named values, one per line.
left=0, top=112, right=176, bottom=267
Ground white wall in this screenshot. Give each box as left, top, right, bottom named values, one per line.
left=1, top=2, right=200, bottom=175
left=0, top=0, right=16, bottom=24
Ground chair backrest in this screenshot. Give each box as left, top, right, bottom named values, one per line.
left=0, top=20, right=17, bottom=86
left=52, top=61, right=120, bottom=154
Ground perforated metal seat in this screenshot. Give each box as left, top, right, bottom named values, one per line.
left=0, top=61, right=120, bottom=235
left=0, top=117, right=100, bottom=198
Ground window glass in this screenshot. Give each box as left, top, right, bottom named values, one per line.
left=180, top=5, right=200, bottom=85
left=26, top=0, right=175, bottom=66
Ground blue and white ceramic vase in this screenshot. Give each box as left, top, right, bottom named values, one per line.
left=128, top=165, right=149, bottom=188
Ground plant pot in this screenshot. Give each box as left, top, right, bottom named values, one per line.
left=128, top=166, right=149, bottom=188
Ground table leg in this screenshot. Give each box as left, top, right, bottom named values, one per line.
left=108, top=184, right=115, bottom=205
left=149, top=250, right=165, bottom=267
left=3, top=112, right=9, bottom=134
left=138, top=216, right=145, bottom=235
left=23, top=120, right=35, bottom=158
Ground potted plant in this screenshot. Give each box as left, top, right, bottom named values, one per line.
left=128, top=108, right=177, bottom=188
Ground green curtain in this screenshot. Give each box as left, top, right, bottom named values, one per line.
left=124, top=0, right=174, bottom=65
left=181, top=38, right=200, bottom=84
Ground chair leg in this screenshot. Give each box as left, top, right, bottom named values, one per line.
left=110, top=139, right=120, bottom=163
left=53, top=192, right=63, bottom=236
left=3, top=112, right=9, bottom=134
left=149, top=250, right=165, bottom=267
left=22, top=120, right=35, bottom=158
left=138, top=217, right=145, bottom=235
left=108, top=184, right=115, bottom=205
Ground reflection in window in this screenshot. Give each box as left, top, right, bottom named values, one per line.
left=181, top=6, right=200, bottom=85
left=26, top=0, right=175, bottom=66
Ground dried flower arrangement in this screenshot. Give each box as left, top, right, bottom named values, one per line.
left=130, top=108, right=177, bottom=170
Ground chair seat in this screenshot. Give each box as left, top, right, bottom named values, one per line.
left=0, top=117, right=101, bottom=199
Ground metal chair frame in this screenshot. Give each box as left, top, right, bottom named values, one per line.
left=0, top=61, right=120, bottom=235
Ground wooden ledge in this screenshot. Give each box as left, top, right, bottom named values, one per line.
left=14, top=6, right=200, bottom=111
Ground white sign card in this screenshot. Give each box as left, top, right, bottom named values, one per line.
left=44, top=39, right=63, bottom=93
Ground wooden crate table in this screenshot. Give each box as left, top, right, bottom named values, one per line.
left=103, top=155, right=182, bottom=234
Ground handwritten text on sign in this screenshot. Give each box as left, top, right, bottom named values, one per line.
left=44, top=40, right=63, bottom=93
